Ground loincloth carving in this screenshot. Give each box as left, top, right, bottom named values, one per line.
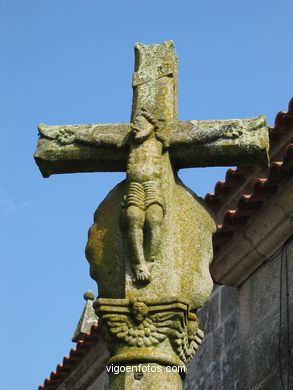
left=126, top=181, right=165, bottom=212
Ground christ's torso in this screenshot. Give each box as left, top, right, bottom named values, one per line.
left=127, top=136, right=163, bottom=183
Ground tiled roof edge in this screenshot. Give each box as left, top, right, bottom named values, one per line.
left=205, top=98, right=293, bottom=215
left=39, top=323, right=99, bottom=390
left=206, top=98, right=292, bottom=254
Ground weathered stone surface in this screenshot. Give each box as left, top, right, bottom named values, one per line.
left=252, top=316, right=280, bottom=384
left=34, top=116, right=269, bottom=177
left=222, top=346, right=240, bottom=389
left=72, top=291, right=98, bottom=342
left=250, top=259, right=280, bottom=326
left=34, top=40, right=271, bottom=390
left=238, top=239, right=293, bottom=390
left=94, top=298, right=205, bottom=379
left=34, top=123, right=130, bottom=177
left=85, top=42, right=216, bottom=388
left=220, top=285, right=239, bottom=320
left=86, top=173, right=215, bottom=309
left=197, top=290, right=220, bottom=334
left=88, top=371, right=109, bottom=390
left=180, top=239, right=293, bottom=390
left=109, top=363, right=182, bottom=390
left=254, top=373, right=287, bottom=390
left=211, top=177, right=293, bottom=287
left=224, top=313, right=239, bottom=347
left=184, top=285, right=240, bottom=390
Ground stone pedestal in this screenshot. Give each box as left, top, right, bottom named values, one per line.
left=109, top=363, right=182, bottom=390
left=95, top=297, right=204, bottom=390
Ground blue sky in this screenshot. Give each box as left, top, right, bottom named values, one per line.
left=1, top=1, right=292, bottom=388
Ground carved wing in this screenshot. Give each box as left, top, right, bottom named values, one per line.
left=103, top=313, right=168, bottom=347
left=102, top=313, right=132, bottom=341
left=150, top=311, right=204, bottom=364
left=102, top=310, right=204, bottom=362
left=175, top=326, right=204, bottom=364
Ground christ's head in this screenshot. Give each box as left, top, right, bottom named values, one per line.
left=131, top=109, right=158, bottom=143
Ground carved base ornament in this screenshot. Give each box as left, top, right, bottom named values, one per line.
left=94, top=298, right=204, bottom=374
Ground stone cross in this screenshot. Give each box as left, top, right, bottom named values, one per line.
left=35, top=41, right=269, bottom=389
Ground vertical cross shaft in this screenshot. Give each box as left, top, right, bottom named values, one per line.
left=131, top=41, right=178, bottom=124
left=123, top=41, right=179, bottom=284
left=91, top=41, right=205, bottom=390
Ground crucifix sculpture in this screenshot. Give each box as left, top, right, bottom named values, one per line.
left=35, top=41, right=269, bottom=389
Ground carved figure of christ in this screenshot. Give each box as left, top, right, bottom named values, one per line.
left=125, top=110, right=165, bottom=283
left=34, top=41, right=269, bottom=287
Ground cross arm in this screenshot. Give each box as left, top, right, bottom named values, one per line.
left=167, top=114, right=269, bottom=169
left=34, top=122, right=131, bottom=177
left=34, top=115, right=269, bottom=177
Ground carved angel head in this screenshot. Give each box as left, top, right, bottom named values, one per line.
left=131, top=300, right=149, bottom=323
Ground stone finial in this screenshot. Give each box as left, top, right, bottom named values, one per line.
left=72, top=290, right=98, bottom=342
left=83, top=290, right=95, bottom=301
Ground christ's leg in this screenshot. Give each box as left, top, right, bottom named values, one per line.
left=145, top=204, right=164, bottom=262
left=125, top=205, right=150, bottom=283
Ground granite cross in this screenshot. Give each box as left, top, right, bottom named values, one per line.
left=35, top=41, right=269, bottom=389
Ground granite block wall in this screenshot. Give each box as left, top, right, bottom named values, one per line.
left=184, top=237, right=292, bottom=390
left=184, top=285, right=240, bottom=390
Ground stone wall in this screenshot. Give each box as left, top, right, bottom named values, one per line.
left=184, top=285, right=240, bottom=390
left=184, top=236, right=293, bottom=390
